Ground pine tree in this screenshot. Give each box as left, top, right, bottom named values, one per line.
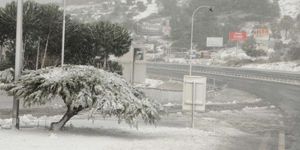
left=0, top=65, right=161, bottom=131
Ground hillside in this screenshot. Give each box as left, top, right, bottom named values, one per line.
left=279, top=0, right=300, bottom=18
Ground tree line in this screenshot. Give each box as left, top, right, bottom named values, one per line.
left=0, top=1, right=132, bottom=71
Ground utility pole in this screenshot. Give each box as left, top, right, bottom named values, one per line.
left=131, top=48, right=137, bottom=84
left=12, top=0, right=24, bottom=130
left=61, top=0, right=66, bottom=67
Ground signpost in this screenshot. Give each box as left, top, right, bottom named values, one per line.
left=182, top=76, right=207, bottom=128
left=229, top=32, right=248, bottom=56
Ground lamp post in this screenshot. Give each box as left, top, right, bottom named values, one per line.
left=189, top=6, right=213, bottom=75
left=12, top=0, right=24, bottom=130
left=61, top=0, right=66, bottom=67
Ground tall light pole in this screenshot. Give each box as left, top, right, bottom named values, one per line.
left=61, top=0, right=66, bottom=67
left=189, top=6, right=213, bottom=75
left=12, top=0, right=24, bottom=130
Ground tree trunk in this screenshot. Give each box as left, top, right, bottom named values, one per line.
left=103, top=55, right=107, bottom=70
left=36, top=38, right=40, bottom=70
left=41, top=33, right=50, bottom=68
left=0, top=45, right=2, bottom=62
left=50, top=105, right=83, bottom=131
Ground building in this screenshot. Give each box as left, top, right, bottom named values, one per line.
left=118, top=43, right=146, bottom=84
left=136, top=17, right=171, bottom=37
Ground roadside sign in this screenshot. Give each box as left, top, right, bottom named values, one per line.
left=229, top=32, right=247, bottom=41
left=182, top=75, right=207, bottom=112
left=206, top=37, right=223, bottom=47
left=253, top=28, right=270, bottom=41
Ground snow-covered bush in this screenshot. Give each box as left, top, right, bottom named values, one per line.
left=0, top=65, right=161, bottom=131
left=0, top=68, right=14, bottom=83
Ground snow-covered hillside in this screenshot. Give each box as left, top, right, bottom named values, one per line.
left=133, top=0, right=158, bottom=21
left=279, top=0, right=300, bottom=18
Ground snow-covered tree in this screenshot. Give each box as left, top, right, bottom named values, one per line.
left=0, top=68, right=14, bottom=84
left=0, top=65, right=161, bottom=131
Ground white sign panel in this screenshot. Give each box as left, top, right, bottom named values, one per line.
left=182, top=75, right=207, bottom=112
left=206, top=37, right=223, bottom=47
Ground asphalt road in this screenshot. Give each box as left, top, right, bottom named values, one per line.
left=147, top=63, right=300, bottom=150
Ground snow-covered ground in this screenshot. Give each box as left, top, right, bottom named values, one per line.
left=163, top=48, right=300, bottom=72
left=279, top=0, right=300, bottom=18
left=0, top=103, right=283, bottom=150
left=241, top=61, right=300, bottom=72
left=164, top=58, right=187, bottom=64
left=165, top=47, right=261, bottom=65
left=145, top=78, right=164, bottom=88
left=135, top=78, right=164, bottom=88
left=0, top=116, right=221, bottom=150
left=133, top=0, right=158, bottom=21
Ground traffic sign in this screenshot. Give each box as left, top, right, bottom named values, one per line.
left=229, top=32, right=247, bottom=41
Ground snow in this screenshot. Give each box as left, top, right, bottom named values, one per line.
left=279, top=0, right=300, bottom=18
left=163, top=102, right=178, bottom=107
left=145, top=78, right=164, bottom=88
left=213, top=48, right=251, bottom=62
left=0, top=117, right=220, bottom=150
left=241, top=61, right=300, bottom=72
left=135, top=78, right=164, bottom=88
left=165, top=58, right=187, bottom=64
left=133, top=0, right=158, bottom=21
left=0, top=115, right=61, bottom=129
left=0, top=68, right=14, bottom=83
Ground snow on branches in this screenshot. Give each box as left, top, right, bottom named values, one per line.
left=0, top=68, right=14, bottom=83
left=1, top=65, right=161, bottom=130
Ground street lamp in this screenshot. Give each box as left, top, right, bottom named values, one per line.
left=61, top=0, right=66, bottom=67
left=189, top=6, right=213, bottom=75
left=12, top=0, right=24, bottom=130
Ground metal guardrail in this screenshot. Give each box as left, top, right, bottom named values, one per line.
left=146, top=62, right=300, bottom=86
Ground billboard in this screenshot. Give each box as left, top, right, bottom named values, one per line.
left=229, top=32, right=247, bottom=41
left=253, top=28, right=270, bottom=41
left=206, top=37, right=223, bottom=47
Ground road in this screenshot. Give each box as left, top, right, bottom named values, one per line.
left=147, top=63, right=300, bottom=150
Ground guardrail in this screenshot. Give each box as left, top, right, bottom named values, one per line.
left=147, top=62, right=300, bottom=86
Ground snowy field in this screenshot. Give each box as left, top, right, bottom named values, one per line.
left=0, top=102, right=283, bottom=150
left=0, top=82, right=284, bottom=150
left=0, top=117, right=220, bottom=150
